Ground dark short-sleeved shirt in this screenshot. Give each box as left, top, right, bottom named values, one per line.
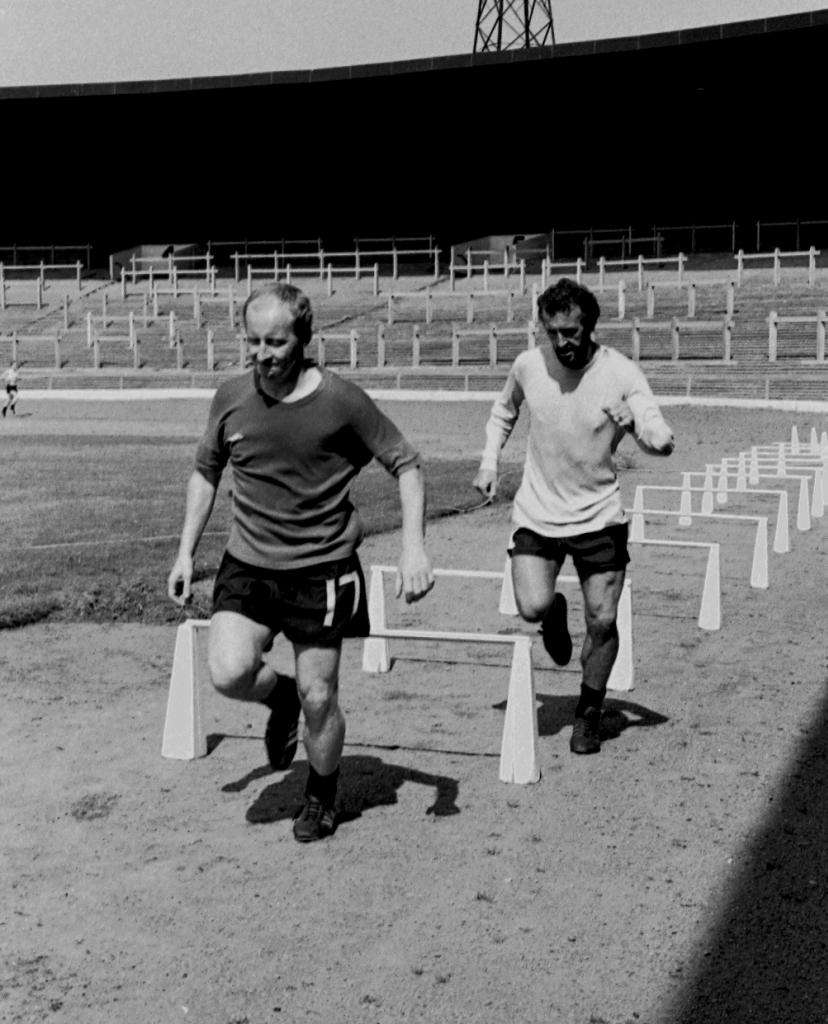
left=196, top=367, right=420, bottom=569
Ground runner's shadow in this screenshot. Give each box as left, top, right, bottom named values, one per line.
left=240, top=753, right=460, bottom=828
left=532, top=694, right=669, bottom=743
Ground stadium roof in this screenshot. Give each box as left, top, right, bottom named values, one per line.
left=1, top=7, right=826, bottom=99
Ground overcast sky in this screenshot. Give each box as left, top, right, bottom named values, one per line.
left=0, top=0, right=821, bottom=86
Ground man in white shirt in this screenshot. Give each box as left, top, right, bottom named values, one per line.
left=473, top=278, right=675, bottom=754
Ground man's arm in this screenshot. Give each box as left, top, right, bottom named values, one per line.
left=395, top=465, right=435, bottom=604
left=604, top=365, right=675, bottom=457
left=167, top=470, right=218, bottom=605
left=473, top=364, right=524, bottom=498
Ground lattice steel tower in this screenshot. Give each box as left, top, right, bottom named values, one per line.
left=473, top=0, right=555, bottom=52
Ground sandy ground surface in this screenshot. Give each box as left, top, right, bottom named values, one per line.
left=3, top=396, right=828, bottom=1024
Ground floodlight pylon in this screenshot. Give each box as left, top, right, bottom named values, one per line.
left=473, top=0, right=555, bottom=52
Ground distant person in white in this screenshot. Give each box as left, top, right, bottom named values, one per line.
left=473, top=278, right=675, bottom=755
left=2, top=362, right=20, bottom=417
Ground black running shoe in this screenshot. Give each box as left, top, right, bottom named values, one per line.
left=263, top=675, right=301, bottom=771
left=293, top=797, right=336, bottom=843
left=541, top=593, right=572, bottom=666
left=570, top=707, right=602, bottom=755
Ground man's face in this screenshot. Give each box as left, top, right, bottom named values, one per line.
left=245, top=298, right=304, bottom=386
left=540, top=304, right=594, bottom=370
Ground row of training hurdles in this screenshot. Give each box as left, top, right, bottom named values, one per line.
left=160, top=426, right=826, bottom=786
left=161, top=566, right=634, bottom=787
left=629, top=424, right=827, bottom=632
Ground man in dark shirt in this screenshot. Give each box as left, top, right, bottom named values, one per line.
left=168, top=282, right=434, bottom=841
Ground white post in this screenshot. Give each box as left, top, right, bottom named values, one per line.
left=575, top=257, right=583, bottom=284
left=488, top=325, right=497, bottom=367
left=207, top=329, right=215, bottom=371
left=768, top=311, right=778, bottom=361
left=617, top=279, right=626, bottom=320
left=598, top=256, right=606, bottom=290
left=809, top=246, right=817, bottom=286
left=687, top=282, right=696, bottom=318
left=483, top=259, right=489, bottom=292
left=646, top=282, right=655, bottom=319
left=671, top=317, right=680, bottom=361
left=736, top=249, right=744, bottom=287
left=376, top=323, right=386, bottom=367
left=773, top=248, right=781, bottom=286
left=726, top=281, right=735, bottom=319
left=817, top=311, right=826, bottom=363
left=637, top=254, right=644, bottom=291
left=632, top=318, right=641, bottom=361
left=677, top=253, right=685, bottom=287
left=412, top=324, right=421, bottom=367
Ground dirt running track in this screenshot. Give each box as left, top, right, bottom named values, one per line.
left=3, top=396, right=828, bottom=1024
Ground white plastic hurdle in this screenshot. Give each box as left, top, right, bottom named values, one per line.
left=161, top=612, right=541, bottom=784
left=626, top=509, right=721, bottom=631
left=715, top=454, right=823, bottom=527
left=739, top=450, right=826, bottom=519
left=677, top=476, right=791, bottom=554
left=629, top=495, right=769, bottom=589
left=363, top=563, right=633, bottom=692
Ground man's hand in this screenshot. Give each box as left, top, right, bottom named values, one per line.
left=602, top=400, right=635, bottom=432
left=473, top=467, right=498, bottom=500
left=167, top=553, right=194, bottom=606
left=395, top=547, right=435, bottom=604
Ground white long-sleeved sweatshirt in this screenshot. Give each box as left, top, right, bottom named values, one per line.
left=480, top=345, right=674, bottom=538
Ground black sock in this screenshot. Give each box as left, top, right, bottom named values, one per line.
left=575, top=683, right=605, bottom=719
left=306, top=765, right=339, bottom=804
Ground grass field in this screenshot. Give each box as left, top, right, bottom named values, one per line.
left=0, top=426, right=515, bottom=628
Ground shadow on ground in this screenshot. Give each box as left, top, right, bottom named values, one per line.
left=217, top=753, right=460, bottom=831
left=665, top=678, right=828, bottom=1023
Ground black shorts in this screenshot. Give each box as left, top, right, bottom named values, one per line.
left=212, top=551, right=370, bottom=647
left=509, top=523, right=630, bottom=579
left=5, top=385, right=17, bottom=395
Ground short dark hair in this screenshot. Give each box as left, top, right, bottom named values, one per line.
left=243, top=282, right=314, bottom=346
left=537, top=278, right=600, bottom=334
